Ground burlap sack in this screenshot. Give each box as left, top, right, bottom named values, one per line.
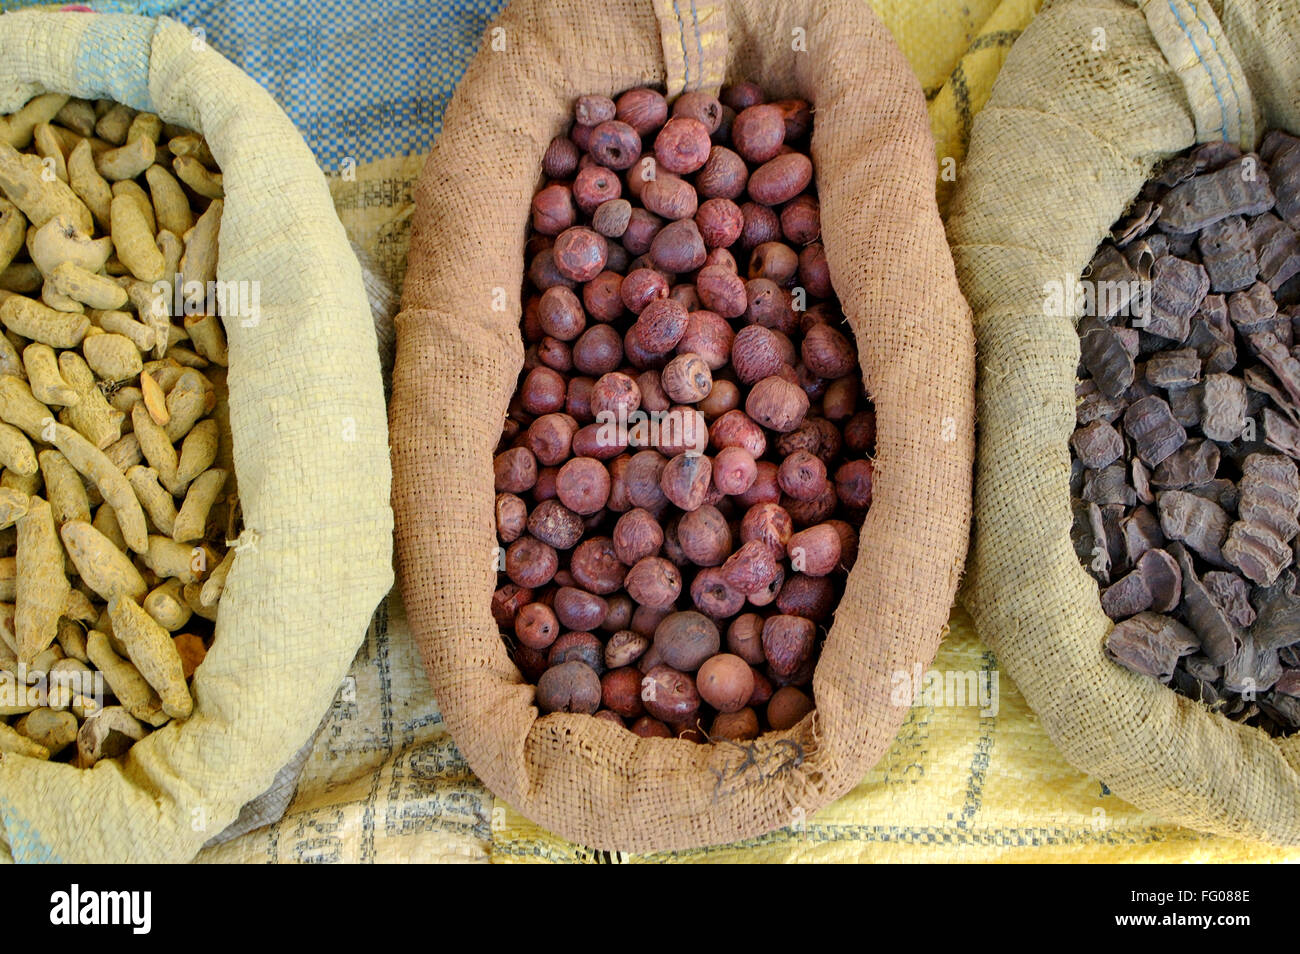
left=951, top=0, right=1300, bottom=842
left=390, top=0, right=974, bottom=851
left=0, top=12, right=393, bottom=863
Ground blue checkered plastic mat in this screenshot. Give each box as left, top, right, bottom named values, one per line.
left=4, top=0, right=507, bottom=170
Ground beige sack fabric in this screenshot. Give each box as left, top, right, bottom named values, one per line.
left=0, top=12, right=393, bottom=863
left=390, top=0, right=974, bottom=851
left=951, top=0, right=1300, bottom=843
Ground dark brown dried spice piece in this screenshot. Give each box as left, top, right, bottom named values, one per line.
left=1172, top=543, right=1242, bottom=664
left=1185, top=295, right=1237, bottom=373
left=1249, top=214, right=1300, bottom=290
left=1137, top=548, right=1182, bottom=612
left=1264, top=132, right=1300, bottom=224
left=1121, top=505, right=1165, bottom=565
left=1159, top=492, right=1230, bottom=566
left=1076, top=379, right=1128, bottom=426
left=1199, top=373, right=1247, bottom=442
left=1132, top=459, right=1155, bottom=504
left=1228, top=280, right=1280, bottom=334
left=1083, top=464, right=1137, bottom=507
left=1105, top=611, right=1199, bottom=682
left=1144, top=348, right=1202, bottom=389
left=1167, top=387, right=1202, bottom=428
left=1083, top=244, right=1142, bottom=318
left=1113, top=201, right=1161, bottom=246
left=1146, top=255, right=1209, bottom=340
left=1070, top=420, right=1124, bottom=470
left=1101, top=569, right=1152, bottom=619
left=1202, top=570, right=1256, bottom=627
left=1158, top=157, right=1276, bottom=233
left=1222, top=520, right=1293, bottom=586
left=1247, top=330, right=1300, bottom=408
left=1247, top=569, right=1300, bottom=651
left=1078, top=315, right=1135, bottom=398
left=1197, top=215, right=1257, bottom=292
left=1123, top=395, right=1187, bottom=466
left=1264, top=406, right=1300, bottom=460
left=1152, top=439, right=1219, bottom=489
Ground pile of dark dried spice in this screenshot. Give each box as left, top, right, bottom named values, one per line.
left=1070, top=131, right=1300, bottom=735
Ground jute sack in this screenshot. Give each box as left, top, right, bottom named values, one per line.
left=950, top=0, right=1300, bottom=842
left=0, top=12, right=393, bottom=863
left=390, top=0, right=974, bottom=851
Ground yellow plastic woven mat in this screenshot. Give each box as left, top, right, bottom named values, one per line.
left=197, top=0, right=1300, bottom=863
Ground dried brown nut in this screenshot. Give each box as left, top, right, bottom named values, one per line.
left=696, top=145, right=748, bottom=199
left=740, top=202, right=782, bottom=251
left=535, top=283, right=587, bottom=340
left=620, top=267, right=669, bottom=314
left=615, top=88, right=668, bottom=135
left=781, top=194, right=821, bottom=244
left=694, top=264, right=747, bottom=318
left=722, top=539, right=781, bottom=594
left=736, top=459, right=782, bottom=506
left=531, top=183, right=575, bottom=235
left=798, top=243, right=832, bottom=298
left=573, top=164, right=622, bottom=214
left=571, top=324, right=623, bottom=376
left=777, top=450, right=828, bottom=502
left=630, top=715, right=673, bottom=737
left=624, top=556, right=682, bottom=608
left=554, top=587, right=609, bottom=632
left=748, top=153, right=813, bottom=206
left=525, top=413, right=579, bottom=466
left=622, top=208, right=664, bottom=256
left=634, top=298, right=690, bottom=354
left=767, top=686, right=814, bottom=730
left=661, top=353, right=713, bottom=403
left=493, top=584, right=534, bottom=626
left=712, top=445, right=757, bottom=495
left=761, top=615, right=815, bottom=677
left=494, top=447, right=538, bottom=493
left=1147, top=255, right=1210, bottom=340
left=590, top=371, right=641, bottom=419
left=834, top=459, right=874, bottom=510
left=520, top=366, right=567, bottom=414
left=671, top=91, right=723, bottom=132
left=575, top=94, right=617, bottom=125
left=543, top=134, right=580, bottom=176
left=624, top=450, right=669, bottom=509
left=690, top=566, right=746, bottom=618
left=800, top=321, right=855, bottom=379
left=496, top=493, right=528, bottom=543
left=677, top=310, right=734, bottom=369
left=592, top=198, right=632, bottom=239
left=588, top=120, right=641, bottom=171
left=774, top=573, right=834, bottom=620
left=696, top=653, right=755, bottom=713
left=749, top=242, right=799, bottom=286
left=677, top=504, right=731, bottom=566
left=547, top=631, right=606, bottom=674
left=613, top=507, right=664, bottom=564
left=786, top=523, right=842, bottom=577
left=642, top=172, right=699, bottom=220
left=640, top=664, right=700, bottom=722
left=537, top=661, right=602, bottom=714
left=720, top=613, right=764, bottom=665
left=654, top=117, right=712, bottom=174
left=605, top=630, right=650, bottom=669
left=505, top=536, right=558, bottom=588
left=711, top=707, right=760, bottom=741
left=556, top=457, right=611, bottom=515
left=515, top=602, right=560, bottom=650
left=602, top=666, right=646, bottom=717
left=695, top=197, right=745, bottom=248
left=732, top=104, right=785, bottom=163
left=650, top=219, right=707, bottom=273
left=653, top=610, right=720, bottom=671
left=660, top=452, right=712, bottom=511
left=570, top=536, right=627, bottom=594
left=746, top=375, right=809, bottom=433
left=526, top=498, right=584, bottom=549
left=552, top=227, right=607, bottom=282
left=744, top=278, right=796, bottom=333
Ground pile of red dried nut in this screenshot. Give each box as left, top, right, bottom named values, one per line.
left=492, top=83, right=875, bottom=744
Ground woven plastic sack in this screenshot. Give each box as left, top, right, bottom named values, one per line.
left=390, top=0, right=974, bottom=852
left=0, top=11, right=393, bottom=863
left=950, top=0, right=1300, bottom=843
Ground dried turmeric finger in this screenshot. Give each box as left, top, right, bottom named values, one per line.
left=56, top=615, right=89, bottom=661
left=107, top=595, right=191, bottom=719
left=179, top=198, right=221, bottom=300
left=0, top=199, right=26, bottom=273
left=15, top=497, right=69, bottom=662
left=109, top=194, right=163, bottom=282
left=0, top=422, right=36, bottom=476
left=66, top=138, right=112, bottom=230
left=57, top=351, right=123, bottom=450
left=86, top=630, right=167, bottom=727
left=82, top=332, right=142, bottom=381
left=144, top=164, right=193, bottom=237
left=175, top=418, right=217, bottom=486
left=143, top=579, right=191, bottom=632
left=33, top=123, right=68, bottom=184
left=184, top=313, right=228, bottom=367
left=131, top=402, right=178, bottom=488
left=54, top=98, right=95, bottom=137
left=199, top=546, right=234, bottom=607
left=103, top=432, right=142, bottom=472
left=15, top=707, right=77, bottom=756
left=173, top=468, right=225, bottom=543
left=172, top=155, right=223, bottom=199
left=93, top=104, right=133, bottom=146
left=59, top=519, right=147, bottom=602
left=126, top=112, right=161, bottom=145
left=0, top=373, right=53, bottom=439
left=164, top=368, right=209, bottom=442
left=0, top=295, right=89, bottom=349
left=143, top=535, right=209, bottom=585
left=39, top=450, right=90, bottom=526
left=125, top=465, right=176, bottom=537
left=0, top=487, right=29, bottom=528
left=49, top=262, right=128, bottom=311
left=96, top=138, right=155, bottom=182
left=182, top=582, right=217, bottom=622
left=89, top=308, right=154, bottom=352
left=23, top=343, right=79, bottom=406
left=90, top=502, right=127, bottom=553
left=111, top=179, right=155, bottom=233
left=0, top=142, right=93, bottom=231
left=49, top=422, right=148, bottom=553
left=0, top=93, right=68, bottom=149
left=0, top=719, right=49, bottom=759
